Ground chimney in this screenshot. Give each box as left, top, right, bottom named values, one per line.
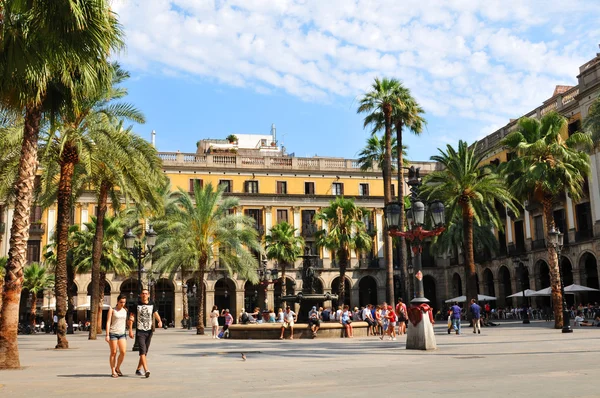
left=151, top=130, right=156, bottom=147
left=271, top=123, right=276, bottom=144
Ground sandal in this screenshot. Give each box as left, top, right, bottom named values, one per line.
left=111, top=373, right=119, bottom=378
left=116, top=370, right=123, bottom=377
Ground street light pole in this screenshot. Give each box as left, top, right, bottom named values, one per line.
left=384, top=166, right=445, bottom=350
left=124, top=225, right=158, bottom=351
left=511, top=257, right=530, bottom=324
left=548, top=227, right=572, bottom=333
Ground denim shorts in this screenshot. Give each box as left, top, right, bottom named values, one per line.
left=109, top=333, right=127, bottom=341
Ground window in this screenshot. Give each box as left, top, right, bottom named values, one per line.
left=359, top=183, right=369, bottom=196
left=276, top=181, right=287, bottom=195
left=26, top=240, right=41, bottom=264
left=276, top=209, right=288, bottom=224
left=304, top=182, right=315, bottom=195
left=219, top=180, right=232, bottom=193
left=332, top=182, right=344, bottom=196
left=533, top=215, right=544, bottom=241
left=189, top=178, right=203, bottom=193
left=30, top=206, right=43, bottom=223
left=391, top=184, right=395, bottom=198
left=568, top=120, right=581, bottom=137
left=245, top=180, right=259, bottom=194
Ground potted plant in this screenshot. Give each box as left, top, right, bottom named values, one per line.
left=226, top=134, right=238, bottom=144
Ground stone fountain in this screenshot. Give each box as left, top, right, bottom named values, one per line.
left=281, top=248, right=337, bottom=322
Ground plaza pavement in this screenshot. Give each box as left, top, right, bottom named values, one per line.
left=0, top=320, right=599, bottom=398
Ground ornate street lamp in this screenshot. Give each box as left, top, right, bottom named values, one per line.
left=123, top=225, right=158, bottom=351
left=512, top=256, right=530, bottom=324
left=383, top=166, right=445, bottom=350
left=258, top=258, right=280, bottom=311
left=185, top=284, right=197, bottom=330
left=548, top=227, right=572, bottom=333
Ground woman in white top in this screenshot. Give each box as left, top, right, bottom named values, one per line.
left=210, top=305, right=220, bottom=338
left=105, top=294, right=128, bottom=378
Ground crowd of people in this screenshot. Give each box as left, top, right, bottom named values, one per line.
left=235, top=298, right=410, bottom=340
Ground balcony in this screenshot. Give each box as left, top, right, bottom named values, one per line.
left=29, top=222, right=45, bottom=235
left=301, top=223, right=318, bottom=238
left=531, top=239, right=546, bottom=250
left=575, top=229, right=593, bottom=242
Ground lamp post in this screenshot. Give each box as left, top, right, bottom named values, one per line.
left=123, top=225, right=158, bottom=351
left=548, top=227, right=572, bottom=333
left=512, top=256, right=530, bottom=324
left=384, top=166, right=445, bottom=350
left=258, top=259, right=280, bottom=311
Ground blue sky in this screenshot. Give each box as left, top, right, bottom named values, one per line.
left=113, top=0, right=600, bottom=161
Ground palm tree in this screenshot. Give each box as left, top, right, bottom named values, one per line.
left=69, top=215, right=132, bottom=334
left=422, top=140, right=518, bottom=313
left=84, top=122, right=164, bottom=339
left=502, top=111, right=592, bottom=328
left=22, top=263, right=54, bottom=330
left=153, top=182, right=261, bottom=334
left=356, top=134, right=406, bottom=172
left=0, top=1, right=123, bottom=362
left=357, top=77, right=403, bottom=304
left=42, top=62, right=144, bottom=349
left=265, top=222, right=304, bottom=306
left=314, top=197, right=372, bottom=305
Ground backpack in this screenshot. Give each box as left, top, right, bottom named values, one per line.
left=241, top=312, right=249, bottom=324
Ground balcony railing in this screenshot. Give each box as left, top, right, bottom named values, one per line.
left=359, top=257, right=380, bottom=268
left=531, top=239, right=546, bottom=250
left=29, top=222, right=45, bottom=235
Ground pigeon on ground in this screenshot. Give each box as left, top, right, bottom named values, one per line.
left=241, top=353, right=246, bottom=361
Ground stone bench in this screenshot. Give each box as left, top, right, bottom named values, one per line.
left=227, top=321, right=370, bottom=339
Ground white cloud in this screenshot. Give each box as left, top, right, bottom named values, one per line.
left=112, top=0, right=599, bottom=145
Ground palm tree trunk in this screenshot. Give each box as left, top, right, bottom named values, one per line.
left=383, top=104, right=394, bottom=304
left=66, top=260, right=75, bottom=335
left=338, top=249, right=349, bottom=305
left=542, top=196, right=563, bottom=328
left=395, top=120, right=407, bottom=301
left=462, top=206, right=477, bottom=314
left=196, top=264, right=206, bottom=335
left=281, top=264, right=287, bottom=308
left=0, top=104, right=42, bottom=369
left=30, top=296, right=37, bottom=330
left=55, top=146, right=78, bottom=349
left=89, top=181, right=109, bottom=339
left=96, top=272, right=106, bottom=335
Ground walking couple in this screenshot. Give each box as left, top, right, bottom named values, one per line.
left=105, top=289, right=162, bottom=378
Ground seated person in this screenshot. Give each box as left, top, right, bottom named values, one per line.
left=579, top=315, right=600, bottom=327
left=247, top=307, right=260, bottom=324
left=574, top=311, right=585, bottom=327
left=308, top=306, right=321, bottom=337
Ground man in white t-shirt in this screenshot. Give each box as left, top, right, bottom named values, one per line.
left=279, top=306, right=297, bottom=340
left=362, top=305, right=376, bottom=336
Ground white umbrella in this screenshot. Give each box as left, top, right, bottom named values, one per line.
left=507, top=289, right=538, bottom=298
left=444, top=294, right=497, bottom=303
left=564, top=284, right=600, bottom=293
left=532, top=287, right=575, bottom=296
left=76, top=302, right=111, bottom=310
left=445, top=295, right=466, bottom=303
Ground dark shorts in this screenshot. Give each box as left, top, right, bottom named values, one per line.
left=365, top=318, right=376, bottom=326
left=136, top=330, right=153, bottom=356
left=308, top=319, right=321, bottom=327
left=223, top=325, right=230, bottom=331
